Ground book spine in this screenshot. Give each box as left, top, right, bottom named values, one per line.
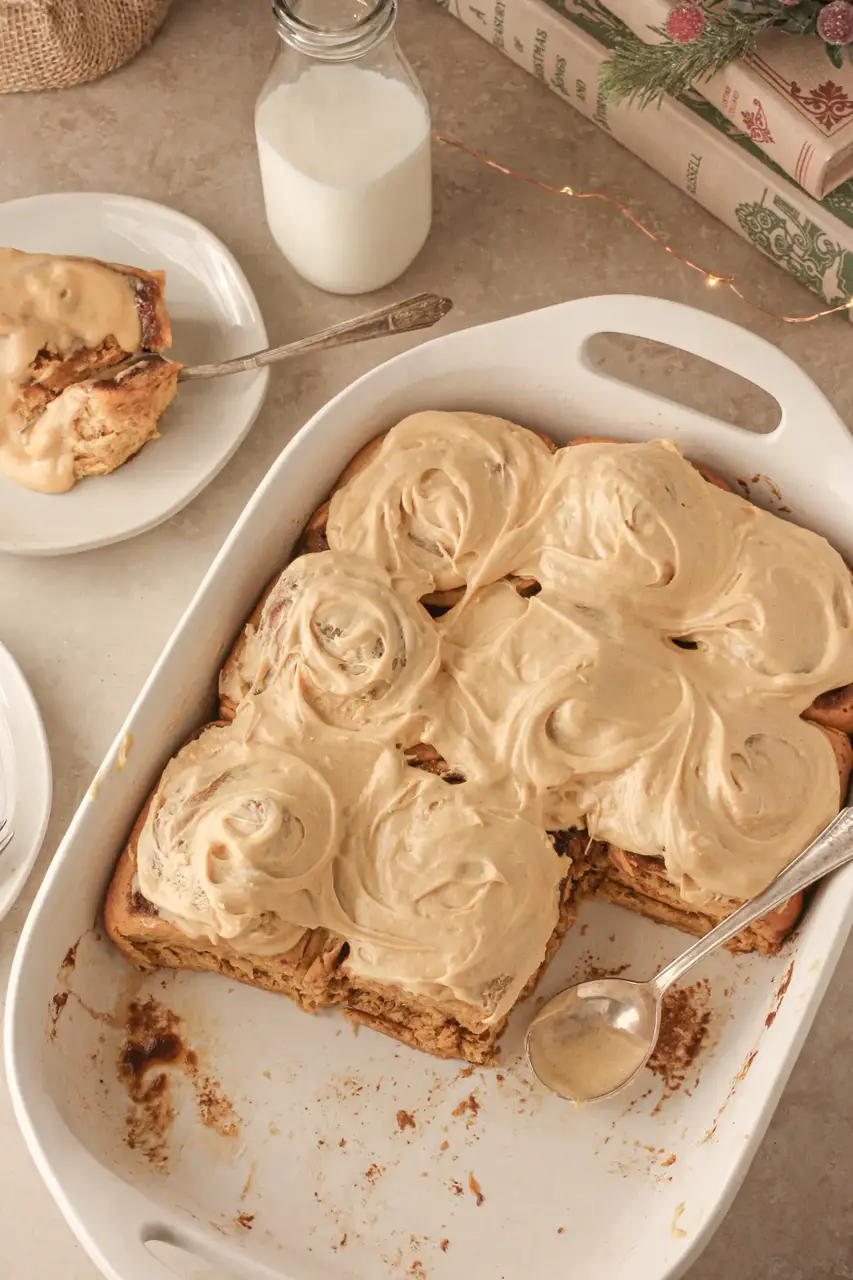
left=590, top=0, right=838, bottom=198
left=440, top=0, right=853, bottom=317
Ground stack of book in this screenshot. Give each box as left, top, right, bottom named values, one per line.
left=437, top=0, right=853, bottom=317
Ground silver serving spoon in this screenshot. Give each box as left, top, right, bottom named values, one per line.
left=110, top=291, right=452, bottom=382
left=526, top=806, right=853, bottom=1104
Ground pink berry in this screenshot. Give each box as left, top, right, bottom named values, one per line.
left=817, top=0, right=853, bottom=45
left=666, top=2, right=705, bottom=43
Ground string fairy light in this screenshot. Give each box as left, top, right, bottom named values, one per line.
left=433, top=132, right=853, bottom=326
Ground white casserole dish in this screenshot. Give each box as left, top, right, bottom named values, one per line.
left=7, top=294, right=853, bottom=1280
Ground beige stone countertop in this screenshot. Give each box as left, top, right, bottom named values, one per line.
left=2, top=2, right=852, bottom=1277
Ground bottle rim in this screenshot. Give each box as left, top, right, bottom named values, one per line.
left=271, top=0, right=397, bottom=59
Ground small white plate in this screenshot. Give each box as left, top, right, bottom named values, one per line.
left=0, top=641, right=51, bottom=920
left=0, top=192, right=269, bottom=556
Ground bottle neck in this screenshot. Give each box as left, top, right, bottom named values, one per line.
left=271, top=0, right=397, bottom=62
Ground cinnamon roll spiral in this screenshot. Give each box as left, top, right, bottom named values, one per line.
left=585, top=701, right=846, bottom=905
left=325, top=411, right=554, bottom=599
left=335, top=773, right=565, bottom=1021
left=135, top=716, right=341, bottom=956
left=520, top=439, right=747, bottom=621
left=219, top=551, right=439, bottom=734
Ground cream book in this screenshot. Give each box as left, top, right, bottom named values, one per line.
left=595, top=0, right=853, bottom=198
left=436, top=0, right=853, bottom=317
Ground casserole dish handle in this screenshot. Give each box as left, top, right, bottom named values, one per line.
left=91, top=1224, right=287, bottom=1280
left=566, top=294, right=853, bottom=460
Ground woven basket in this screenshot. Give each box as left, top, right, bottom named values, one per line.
left=0, top=0, right=172, bottom=93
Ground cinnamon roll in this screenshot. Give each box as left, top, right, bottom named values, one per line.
left=335, top=772, right=566, bottom=1022
left=134, top=713, right=342, bottom=956
left=325, top=411, right=554, bottom=599
left=583, top=702, right=851, bottom=904
left=219, top=551, right=439, bottom=735
left=519, top=438, right=750, bottom=622
left=420, top=580, right=683, bottom=818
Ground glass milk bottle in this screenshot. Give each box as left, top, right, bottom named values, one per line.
left=255, top=0, right=433, bottom=295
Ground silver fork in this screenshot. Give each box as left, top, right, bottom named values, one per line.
left=0, top=817, right=12, bottom=855
left=93, top=292, right=453, bottom=383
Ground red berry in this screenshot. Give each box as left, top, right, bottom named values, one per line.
left=817, top=0, right=853, bottom=45
left=666, top=3, right=705, bottom=43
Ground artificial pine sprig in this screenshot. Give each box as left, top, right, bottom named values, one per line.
left=599, top=10, right=773, bottom=107
left=600, top=0, right=853, bottom=109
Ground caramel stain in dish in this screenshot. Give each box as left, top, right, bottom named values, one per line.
left=235, top=1212, right=254, bottom=1230
left=440, top=1239, right=450, bottom=1252
left=407, top=1262, right=427, bottom=1279
left=703, top=1046, right=760, bottom=1143
left=48, top=991, right=69, bottom=1038
left=48, top=934, right=89, bottom=1039
left=116, top=732, right=133, bottom=769
left=365, top=1163, right=385, bottom=1183
left=397, top=1109, right=416, bottom=1131
left=468, top=1172, right=485, bottom=1206
left=449, top=1179, right=464, bottom=1197
left=240, top=1161, right=256, bottom=1201
left=119, top=997, right=240, bottom=1169
left=737, top=1049, right=758, bottom=1081
left=764, top=959, right=795, bottom=1029
left=671, top=1202, right=687, bottom=1239
left=648, top=980, right=712, bottom=1106
left=750, top=473, right=783, bottom=502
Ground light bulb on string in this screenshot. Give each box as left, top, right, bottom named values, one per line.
left=434, top=132, right=853, bottom=327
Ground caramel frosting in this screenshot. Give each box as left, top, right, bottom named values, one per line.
left=135, top=711, right=341, bottom=956
left=334, top=774, right=564, bottom=1019
left=0, top=248, right=141, bottom=493
left=135, top=701, right=564, bottom=1018
left=137, top=418, right=853, bottom=1013
left=325, top=410, right=553, bottom=597
left=219, top=551, right=439, bottom=736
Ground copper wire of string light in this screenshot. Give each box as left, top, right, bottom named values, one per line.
left=434, top=132, right=853, bottom=326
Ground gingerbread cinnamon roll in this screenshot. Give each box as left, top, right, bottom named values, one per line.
left=219, top=551, right=439, bottom=735
left=325, top=410, right=554, bottom=600
left=134, top=714, right=343, bottom=957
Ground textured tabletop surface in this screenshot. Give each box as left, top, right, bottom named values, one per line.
left=1, top=2, right=851, bottom=1277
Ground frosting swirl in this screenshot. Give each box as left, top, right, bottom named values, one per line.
left=220, top=551, right=439, bottom=734
left=520, top=439, right=748, bottom=623
left=136, top=712, right=342, bottom=956
left=334, top=772, right=565, bottom=1021
left=584, top=699, right=843, bottom=903
left=422, top=581, right=685, bottom=825
left=325, top=410, right=553, bottom=598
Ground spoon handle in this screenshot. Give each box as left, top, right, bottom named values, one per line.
left=177, top=292, right=453, bottom=381
left=651, top=806, right=853, bottom=996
